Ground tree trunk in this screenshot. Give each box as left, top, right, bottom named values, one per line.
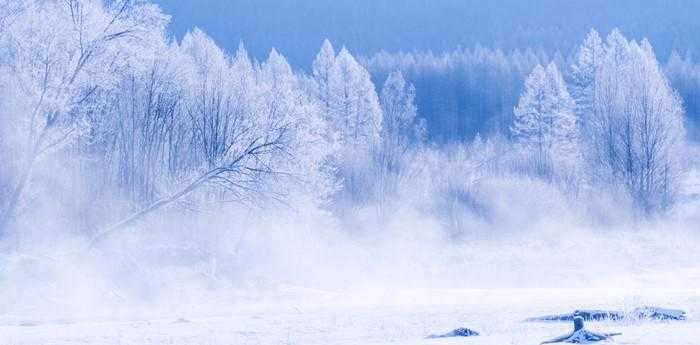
left=0, top=155, right=36, bottom=239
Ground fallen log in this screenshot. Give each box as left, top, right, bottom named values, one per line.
left=527, top=306, right=686, bottom=322
left=526, top=309, right=624, bottom=322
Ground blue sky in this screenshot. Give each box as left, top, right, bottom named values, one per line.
left=153, top=0, right=700, bottom=67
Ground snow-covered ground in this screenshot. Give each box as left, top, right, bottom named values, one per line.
left=3, top=169, right=698, bottom=345
left=2, top=287, right=698, bottom=345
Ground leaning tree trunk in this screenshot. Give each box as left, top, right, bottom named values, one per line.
left=88, top=167, right=223, bottom=246
left=89, top=138, right=282, bottom=247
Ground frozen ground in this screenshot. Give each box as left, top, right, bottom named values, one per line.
left=1, top=287, right=698, bottom=345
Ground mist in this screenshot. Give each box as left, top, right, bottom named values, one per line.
left=1, top=1, right=699, bottom=344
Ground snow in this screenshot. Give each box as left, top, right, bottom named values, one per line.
left=1, top=3, right=699, bottom=345
left=2, top=287, right=697, bottom=344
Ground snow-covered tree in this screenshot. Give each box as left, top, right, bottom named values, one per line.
left=512, top=63, right=579, bottom=177
left=312, top=42, right=383, bottom=151
left=664, top=51, right=700, bottom=138
left=570, top=29, right=605, bottom=128
left=259, top=48, right=335, bottom=206
left=363, top=46, right=548, bottom=141
left=181, top=28, right=239, bottom=170
left=588, top=30, right=686, bottom=213
left=0, top=0, right=168, bottom=235
left=329, top=47, right=383, bottom=149
left=93, top=42, right=335, bottom=241
left=101, top=41, right=191, bottom=205
left=312, top=39, right=336, bottom=113
left=311, top=42, right=383, bottom=204
left=375, top=70, right=424, bottom=212
left=378, top=71, right=423, bottom=172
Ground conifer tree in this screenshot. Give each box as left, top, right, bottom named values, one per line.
left=512, top=63, right=578, bottom=175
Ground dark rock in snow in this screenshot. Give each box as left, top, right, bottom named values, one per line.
left=426, top=327, right=480, bottom=338
left=540, top=316, right=621, bottom=344
left=527, top=306, right=686, bottom=322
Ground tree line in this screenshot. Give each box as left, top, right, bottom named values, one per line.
left=0, top=1, right=691, bottom=242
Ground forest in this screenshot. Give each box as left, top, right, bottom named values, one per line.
left=0, top=2, right=699, bottom=343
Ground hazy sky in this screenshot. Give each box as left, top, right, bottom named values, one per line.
left=154, top=0, right=700, bottom=67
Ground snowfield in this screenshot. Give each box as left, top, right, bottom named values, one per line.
left=2, top=287, right=698, bottom=345
left=2, top=2, right=700, bottom=345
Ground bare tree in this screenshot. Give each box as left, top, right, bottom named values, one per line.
left=0, top=0, right=167, bottom=236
